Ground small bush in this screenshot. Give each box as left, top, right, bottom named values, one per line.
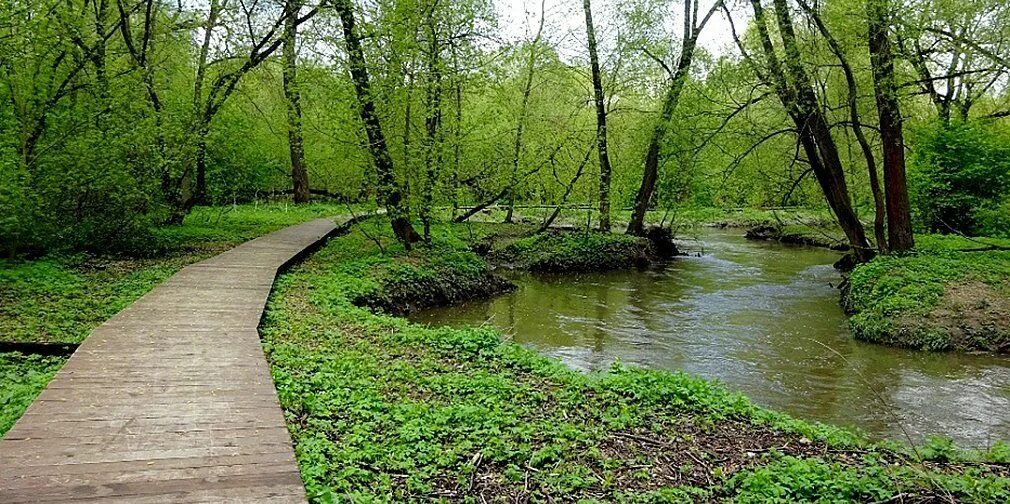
left=910, top=123, right=1010, bottom=236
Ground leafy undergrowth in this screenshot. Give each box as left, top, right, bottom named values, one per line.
left=0, top=352, right=65, bottom=436
left=261, top=220, right=1010, bottom=502
left=846, top=235, right=1010, bottom=352
left=0, top=201, right=349, bottom=345
left=495, top=231, right=659, bottom=272
left=344, top=221, right=516, bottom=315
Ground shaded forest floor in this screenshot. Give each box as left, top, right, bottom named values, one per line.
left=260, top=217, right=1010, bottom=502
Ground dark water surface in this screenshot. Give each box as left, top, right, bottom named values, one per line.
left=410, top=229, right=1010, bottom=447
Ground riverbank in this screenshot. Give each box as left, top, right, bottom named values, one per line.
left=261, top=217, right=1010, bottom=501
left=845, top=235, right=1010, bottom=352
left=0, top=202, right=355, bottom=437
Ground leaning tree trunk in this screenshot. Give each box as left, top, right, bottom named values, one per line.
left=755, top=0, right=873, bottom=261
left=284, top=0, right=310, bottom=203
left=627, top=0, right=711, bottom=235
left=583, top=0, right=612, bottom=232
left=334, top=0, right=418, bottom=247
left=504, top=0, right=546, bottom=224
left=797, top=0, right=887, bottom=254
left=867, top=0, right=914, bottom=252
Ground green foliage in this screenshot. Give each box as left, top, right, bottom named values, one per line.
left=0, top=352, right=65, bottom=436
left=499, top=231, right=650, bottom=272
left=846, top=234, right=1010, bottom=350
left=911, top=122, right=1010, bottom=236
left=260, top=220, right=1006, bottom=501
left=726, top=456, right=895, bottom=503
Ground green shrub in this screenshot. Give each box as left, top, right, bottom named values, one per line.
left=910, top=123, right=1010, bottom=236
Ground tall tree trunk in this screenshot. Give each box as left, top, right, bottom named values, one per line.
left=583, top=0, right=612, bottom=232
left=504, top=0, right=546, bottom=224
left=92, top=0, right=110, bottom=130
left=867, top=0, right=915, bottom=252
left=627, top=0, right=720, bottom=235
left=284, top=0, right=310, bottom=203
left=752, top=0, right=873, bottom=261
left=797, top=0, right=887, bottom=253
left=189, top=0, right=221, bottom=207
left=334, top=0, right=418, bottom=247
left=421, top=22, right=443, bottom=243
left=451, top=68, right=463, bottom=220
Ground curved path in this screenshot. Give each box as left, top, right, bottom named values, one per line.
left=0, top=218, right=345, bottom=503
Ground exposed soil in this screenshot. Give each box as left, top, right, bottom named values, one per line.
left=419, top=413, right=1007, bottom=502
left=901, top=281, right=1010, bottom=352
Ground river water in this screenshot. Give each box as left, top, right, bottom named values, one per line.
left=410, top=228, right=1010, bottom=447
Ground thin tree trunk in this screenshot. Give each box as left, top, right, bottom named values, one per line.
left=628, top=0, right=720, bottom=235
left=190, top=0, right=222, bottom=206
left=867, top=0, right=915, bottom=252
left=583, top=0, right=611, bottom=232
left=334, top=0, right=418, bottom=247
left=421, top=21, right=443, bottom=243
left=504, top=0, right=545, bottom=224
left=284, top=0, right=310, bottom=203
left=541, top=141, right=595, bottom=232
left=451, top=69, right=463, bottom=220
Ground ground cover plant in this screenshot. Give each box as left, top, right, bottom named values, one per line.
left=494, top=231, right=660, bottom=272
left=846, top=235, right=1010, bottom=352
left=0, top=352, right=64, bottom=436
left=260, top=218, right=1010, bottom=502
left=0, top=202, right=350, bottom=345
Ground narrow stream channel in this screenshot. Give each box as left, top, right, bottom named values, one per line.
left=411, top=228, right=1010, bottom=447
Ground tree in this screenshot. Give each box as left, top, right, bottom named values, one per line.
left=867, top=0, right=914, bottom=252
left=582, top=0, right=613, bottom=232
left=732, top=0, right=873, bottom=261
left=503, top=0, right=546, bottom=224
left=334, top=0, right=420, bottom=247
left=627, top=0, right=721, bottom=235
left=284, top=0, right=310, bottom=203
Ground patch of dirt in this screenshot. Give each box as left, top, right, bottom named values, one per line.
left=595, top=417, right=849, bottom=492
left=916, top=281, right=1010, bottom=352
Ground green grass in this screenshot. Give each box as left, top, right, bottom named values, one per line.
left=261, top=218, right=1010, bottom=502
left=847, top=235, right=1010, bottom=351
left=0, top=352, right=65, bottom=436
left=0, top=202, right=351, bottom=345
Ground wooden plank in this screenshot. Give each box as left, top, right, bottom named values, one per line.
left=0, top=217, right=344, bottom=502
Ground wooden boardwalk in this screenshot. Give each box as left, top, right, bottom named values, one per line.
left=0, top=218, right=343, bottom=503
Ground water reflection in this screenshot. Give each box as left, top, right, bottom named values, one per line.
left=410, top=229, right=1010, bottom=446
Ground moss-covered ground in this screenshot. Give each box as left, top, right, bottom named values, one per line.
left=846, top=235, right=1010, bottom=352
left=260, top=217, right=1010, bottom=502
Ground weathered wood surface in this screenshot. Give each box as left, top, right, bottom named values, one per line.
left=0, top=218, right=342, bottom=503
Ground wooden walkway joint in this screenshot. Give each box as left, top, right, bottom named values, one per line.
left=1, top=218, right=344, bottom=503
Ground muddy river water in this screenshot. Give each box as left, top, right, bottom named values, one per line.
left=410, top=228, right=1010, bottom=447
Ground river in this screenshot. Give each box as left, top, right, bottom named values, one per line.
left=410, top=228, right=1010, bottom=447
